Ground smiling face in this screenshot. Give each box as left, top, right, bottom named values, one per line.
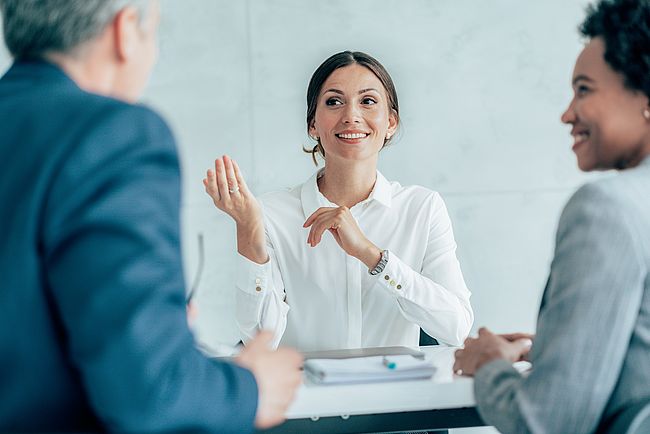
left=309, top=64, right=398, bottom=164
left=561, top=37, right=650, bottom=171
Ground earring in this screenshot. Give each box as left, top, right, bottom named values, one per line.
left=644, top=108, right=650, bottom=120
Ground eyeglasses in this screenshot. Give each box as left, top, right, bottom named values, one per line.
left=186, top=232, right=204, bottom=305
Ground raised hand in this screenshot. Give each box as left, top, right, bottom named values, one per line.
left=203, top=155, right=260, bottom=225
left=236, top=331, right=303, bottom=429
left=203, top=155, right=268, bottom=263
left=303, top=206, right=382, bottom=269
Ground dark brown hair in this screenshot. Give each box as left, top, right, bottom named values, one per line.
left=304, top=51, right=400, bottom=165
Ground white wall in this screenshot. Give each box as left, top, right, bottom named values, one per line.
left=142, top=0, right=596, bottom=350
left=1, top=0, right=594, bottom=357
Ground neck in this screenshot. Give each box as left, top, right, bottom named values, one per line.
left=45, top=41, right=118, bottom=99
left=617, top=140, right=650, bottom=170
left=318, top=159, right=378, bottom=208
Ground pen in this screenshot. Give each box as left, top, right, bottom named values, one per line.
left=382, top=356, right=396, bottom=370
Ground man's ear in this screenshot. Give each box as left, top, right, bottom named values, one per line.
left=112, top=6, right=141, bottom=62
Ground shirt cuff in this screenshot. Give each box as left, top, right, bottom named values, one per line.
left=236, top=253, right=272, bottom=296
left=372, top=250, right=406, bottom=297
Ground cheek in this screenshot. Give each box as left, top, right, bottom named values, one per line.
left=314, top=111, right=337, bottom=132
left=366, top=110, right=390, bottom=131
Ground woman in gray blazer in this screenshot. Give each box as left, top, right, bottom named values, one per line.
left=454, top=0, right=650, bottom=433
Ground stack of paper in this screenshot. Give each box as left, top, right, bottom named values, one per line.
left=304, top=355, right=436, bottom=385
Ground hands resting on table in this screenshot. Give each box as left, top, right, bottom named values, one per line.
left=453, top=327, right=534, bottom=376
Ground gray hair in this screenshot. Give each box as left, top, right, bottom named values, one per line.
left=0, top=0, right=149, bottom=59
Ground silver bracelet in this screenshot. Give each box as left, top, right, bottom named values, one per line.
left=368, top=249, right=389, bottom=275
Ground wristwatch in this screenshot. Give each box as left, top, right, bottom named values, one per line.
left=368, top=249, right=389, bottom=275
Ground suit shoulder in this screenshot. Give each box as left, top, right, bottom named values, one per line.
left=560, top=176, right=641, bottom=240
left=69, top=97, right=177, bottom=157
left=78, top=95, right=173, bottom=142
left=568, top=173, right=637, bottom=213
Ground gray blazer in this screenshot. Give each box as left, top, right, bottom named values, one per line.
left=474, top=157, right=650, bottom=434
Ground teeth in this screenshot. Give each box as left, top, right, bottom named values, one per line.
left=574, top=132, right=589, bottom=144
left=337, top=133, right=367, bottom=139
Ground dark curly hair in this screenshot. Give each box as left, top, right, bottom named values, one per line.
left=580, top=0, right=650, bottom=99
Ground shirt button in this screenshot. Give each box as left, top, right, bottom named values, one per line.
left=390, top=280, right=396, bottom=286
left=255, top=286, right=262, bottom=292
left=396, top=284, right=402, bottom=290
left=384, top=275, right=390, bottom=280
left=255, top=278, right=261, bottom=284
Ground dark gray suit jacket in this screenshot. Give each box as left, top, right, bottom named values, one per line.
left=474, top=158, right=650, bottom=433
left=0, top=61, right=257, bottom=433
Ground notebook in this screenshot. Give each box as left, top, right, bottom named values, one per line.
left=302, top=345, right=425, bottom=360
left=304, top=355, right=436, bottom=385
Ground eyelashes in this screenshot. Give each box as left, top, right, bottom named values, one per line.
left=325, top=97, right=343, bottom=106
left=324, top=96, right=378, bottom=106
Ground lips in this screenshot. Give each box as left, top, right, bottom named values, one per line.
left=571, top=128, right=590, bottom=150
left=336, top=131, right=370, bottom=140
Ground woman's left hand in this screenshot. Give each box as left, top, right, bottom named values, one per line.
left=303, top=206, right=382, bottom=269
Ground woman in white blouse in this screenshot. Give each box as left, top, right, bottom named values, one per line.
left=204, top=51, right=473, bottom=351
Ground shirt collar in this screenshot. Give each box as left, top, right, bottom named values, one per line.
left=300, top=169, right=392, bottom=219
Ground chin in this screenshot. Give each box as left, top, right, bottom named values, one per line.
left=575, top=155, right=597, bottom=172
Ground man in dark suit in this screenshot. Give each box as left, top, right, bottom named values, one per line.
left=0, top=0, right=302, bottom=432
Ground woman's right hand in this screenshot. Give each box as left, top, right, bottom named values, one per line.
left=203, top=155, right=261, bottom=224
left=203, top=155, right=268, bottom=264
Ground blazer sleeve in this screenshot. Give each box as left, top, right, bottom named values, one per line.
left=41, top=104, right=258, bottom=433
left=473, top=183, right=646, bottom=434
left=371, top=192, right=473, bottom=346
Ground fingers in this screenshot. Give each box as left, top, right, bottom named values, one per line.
left=328, top=228, right=342, bottom=245
left=303, top=207, right=329, bottom=228
left=453, top=349, right=463, bottom=370
left=231, top=158, right=251, bottom=194
left=307, top=217, right=329, bottom=247
left=513, top=338, right=534, bottom=353
left=305, top=207, right=347, bottom=247
left=453, top=349, right=466, bottom=376
left=305, top=208, right=335, bottom=246
left=204, top=168, right=220, bottom=201
left=214, top=157, right=231, bottom=200
left=478, top=327, right=493, bottom=337
left=501, top=332, right=535, bottom=342
left=223, top=155, right=240, bottom=194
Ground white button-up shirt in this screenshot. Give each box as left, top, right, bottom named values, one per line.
left=235, top=170, right=473, bottom=351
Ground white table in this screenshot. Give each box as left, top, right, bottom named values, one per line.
left=260, top=347, right=485, bottom=434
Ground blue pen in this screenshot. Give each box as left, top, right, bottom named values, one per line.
left=382, top=356, right=396, bottom=370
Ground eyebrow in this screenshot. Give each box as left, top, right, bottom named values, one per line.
left=322, top=88, right=381, bottom=95
left=572, top=74, right=594, bottom=85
